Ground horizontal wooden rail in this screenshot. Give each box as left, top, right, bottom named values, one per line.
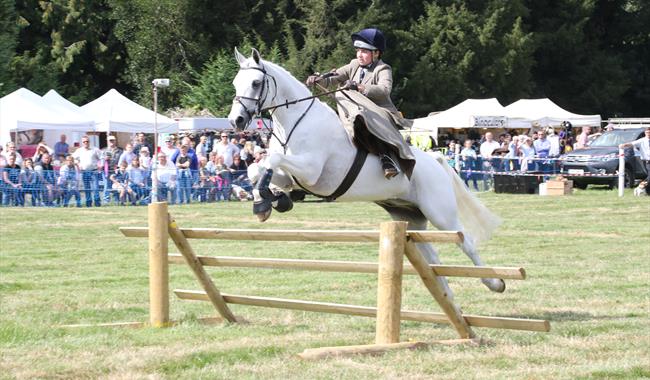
left=120, top=227, right=464, bottom=244
left=167, top=254, right=526, bottom=280
left=174, top=290, right=550, bottom=332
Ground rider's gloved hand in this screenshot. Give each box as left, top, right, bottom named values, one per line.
left=305, top=73, right=320, bottom=86
left=344, top=80, right=358, bottom=91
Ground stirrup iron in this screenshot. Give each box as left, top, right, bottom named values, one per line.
left=380, top=154, right=400, bottom=179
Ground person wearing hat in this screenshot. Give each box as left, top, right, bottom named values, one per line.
left=31, top=142, right=54, bottom=166
left=307, top=28, right=396, bottom=112
left=103, top=135, right=123, bottom=172
left=160, top=135, right=178, bottom=158
left=305, top=27, right=415, bottom=180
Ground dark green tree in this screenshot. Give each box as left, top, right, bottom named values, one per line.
left=181, top=50, right=240, bottom=117
left=524, top=0, right=644, bottom=116
left=110, top=0, right=202, bottom=109
left=9, top=0, right=60, bottom=95
left=0, top=0, right=17, bottom=95
left=110, top=0, right=275, bottom=109
left=397, top=0, right=534, bottom=117
left=10, top=0, right=126, bottom=103
left=181, top=43, right=283, bottom=117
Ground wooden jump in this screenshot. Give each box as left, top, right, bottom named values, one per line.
left=118, top=202, right=550, bottom=359
left=165, top=254, right=526, bottom=280
left=120, top=226, right=464, bottom=243
left=173, top=290, right=550, bottom=332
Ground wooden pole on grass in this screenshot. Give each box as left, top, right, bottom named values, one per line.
left=148, top=202, right=170, bottom=327
left=375, top=221, right=407, bottom=344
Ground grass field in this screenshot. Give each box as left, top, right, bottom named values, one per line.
left=1, top=189, right=649, bottom=379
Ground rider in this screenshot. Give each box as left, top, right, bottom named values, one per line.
left=306, top=28, right=413, bottom=179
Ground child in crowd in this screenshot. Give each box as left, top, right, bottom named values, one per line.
left=460, top=140, right=479, bottom=191
left=110, top=161, right=133, bottom=205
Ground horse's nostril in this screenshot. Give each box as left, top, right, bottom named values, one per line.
left=236, top=116, right=245, bottom=126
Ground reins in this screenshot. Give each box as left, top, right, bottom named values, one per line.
left=233, top=61, right=368, bottom=201
left=259, top=87, right=344, bottom=113
left=234, top=65, right=355, bottom=153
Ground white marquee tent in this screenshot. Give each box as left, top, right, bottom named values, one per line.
left=81, top=89, right=178, bottom=133
left=40, top=89, right=96, bottom=146
left=503, top=98, right=601, bottom=127
left=0, top=88, right=95, bottom=146
left=411, top=98, right=531, bottom=134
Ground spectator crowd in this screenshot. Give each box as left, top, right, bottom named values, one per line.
left=0, top=122, right=606, bottom=207
left=437, top=123, right=591, bottom=190
left=0, top=131, right=269, bottom=207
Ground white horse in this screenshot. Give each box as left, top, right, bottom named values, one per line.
left=228, top=48, right=505, bottom=292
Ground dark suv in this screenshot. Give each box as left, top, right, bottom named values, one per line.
left=560, top=128, right=647, bottom=189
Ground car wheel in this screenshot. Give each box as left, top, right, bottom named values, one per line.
left=574, top=182, right=588, bottom=190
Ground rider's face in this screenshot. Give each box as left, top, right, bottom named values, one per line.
left=356, top=48, right=375, bottom=66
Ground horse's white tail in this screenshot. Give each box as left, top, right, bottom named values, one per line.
left=432, top=152, right=501, bottom=242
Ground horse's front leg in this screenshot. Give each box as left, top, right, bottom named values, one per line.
left=252, top=153, right=324, bottom=222
left=268, top=152, right=324, bottom=187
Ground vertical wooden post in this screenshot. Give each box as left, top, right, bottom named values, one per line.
left=148, top=202, right=169, bottom=327
left=375, top=221, right=407, bottom=344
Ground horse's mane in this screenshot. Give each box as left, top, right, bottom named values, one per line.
left=260, top=60, right=310, bottom=95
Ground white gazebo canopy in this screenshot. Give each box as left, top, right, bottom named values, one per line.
left=411, top=98, right=526, bottom=132
left=41, top=89, right=97, bottom=146
left=0, top=88, right=95, bottom=146
left=81, top=89, right=178, bottom=133
left=504, top=98, right=601, bottom=128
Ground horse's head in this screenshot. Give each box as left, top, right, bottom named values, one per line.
left=228, top=48, right=276, bottom=131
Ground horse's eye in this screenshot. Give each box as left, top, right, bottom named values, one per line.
left=252, top=80, right=261, bottom=89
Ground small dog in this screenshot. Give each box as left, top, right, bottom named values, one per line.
left=634, top=180, right=648, bottom=196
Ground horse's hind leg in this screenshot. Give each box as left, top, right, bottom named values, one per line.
left=414, top=197, right=506, bottom=293
left=458, top=235, right=505, bottom=293
left=376, top=203, right=457, bottom=303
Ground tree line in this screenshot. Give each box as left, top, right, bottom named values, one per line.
left=2, top=0, right=648, bottom=119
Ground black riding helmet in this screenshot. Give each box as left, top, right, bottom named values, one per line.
left=351, top=28, right=386, bottom=52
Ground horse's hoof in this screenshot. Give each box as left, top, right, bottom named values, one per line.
left=493, top=280, right=506, bottom=293
left=483, top=278, right=506, bottom=293
left=256, top=208, right=272, bottom=222
left=272, top=192, right=293, bottom=213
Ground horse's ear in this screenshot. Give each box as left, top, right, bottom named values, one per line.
left=251, top=48, right=262, bottom=64
left=234, top=47, right=247, bottom=66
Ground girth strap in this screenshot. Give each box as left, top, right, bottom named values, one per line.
left=292, top=148, right=368, bottom=201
